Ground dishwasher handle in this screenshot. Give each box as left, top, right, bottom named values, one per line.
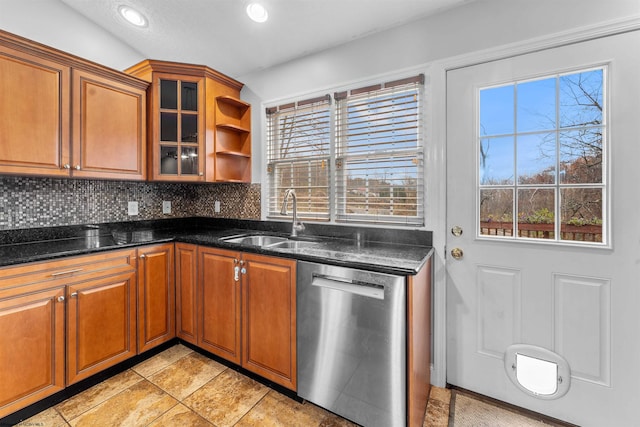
left=311, top=276, right=384, bottom=300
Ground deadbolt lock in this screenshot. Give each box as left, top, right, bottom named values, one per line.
left=451, top=226, right=463, bottom=237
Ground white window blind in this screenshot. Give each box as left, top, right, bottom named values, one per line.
left=266, top=95, right=331, bottom=221
left=335, top=76, right=424, bottom=225
left=266, top=74, right=425, bottom=227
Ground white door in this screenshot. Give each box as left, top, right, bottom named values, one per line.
left=446, top=30, right=640, bottom=426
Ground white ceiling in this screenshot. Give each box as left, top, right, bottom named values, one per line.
left=59, top=0, right=473, bottom=77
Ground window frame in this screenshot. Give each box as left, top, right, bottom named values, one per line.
left=475, top=66, right=608, bottom=246
left=265, top=74, right=425, bottom=227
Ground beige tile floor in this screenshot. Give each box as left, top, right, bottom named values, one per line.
left=19, top=344, right=561, bottom=427
left=20, top=344, right=358, bottom=427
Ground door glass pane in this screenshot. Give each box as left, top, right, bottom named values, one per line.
left=182, top=82, right=198, bottom=111
left=561, top=188, right=603, bottom=242
left=160, top=80, right=177, bottom=110
left=480, top=85, right=514, bottom=136
left=160, top=146, right=178, bottom=174
left=517, top=78, right=556, bottom=132
left=559, top=69, right=603, bottom=129
left=480, top=137, right=514, bottom=185
left=517, top=188, right=555, bottom=240
left=181, top=147, right=199, bottom=175
left=478, top=67, right=605, bottom=244
left=181, top=114, right=198, bottom=142
left=560, top=128, right=602, bottom=184
left=479, top=188, right=513, bottom=236
left=160, top=112, right=178, bottom=142
left=517, top=133, right=556, bottom=185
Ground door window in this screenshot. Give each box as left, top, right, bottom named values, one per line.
left=478, top=68, right=606, bottom=244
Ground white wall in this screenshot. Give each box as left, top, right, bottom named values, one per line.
left=241, top=0, right=640, bottom=182
left=0, top=0, right=144, bottom=70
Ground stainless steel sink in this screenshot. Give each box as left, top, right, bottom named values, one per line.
left=269, top=240, right=321, bottom=250
left=221, top=234, right=288, bottom=247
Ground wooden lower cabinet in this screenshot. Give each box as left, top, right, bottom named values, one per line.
left=197, top=246, right=242, bottom=364
left=137, top=244, right=175, bottom=353
left=242, top=253, right=296, bottom=390
left=197, top=246, right=297, bottom=390
left=66, top=270, right=137, bottom=385
left=0, top=286, right=66, bottom=418
left=0, top=248, right=137, bottom=417
left=175, top=243, right=198, bottom=345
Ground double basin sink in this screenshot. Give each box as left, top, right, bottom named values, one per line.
left=220, top=234, right=322, bottom=251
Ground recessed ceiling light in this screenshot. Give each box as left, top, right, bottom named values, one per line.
left=118, top=5, right=148, bottom=27
left=246, top=3, right=268, bottom=23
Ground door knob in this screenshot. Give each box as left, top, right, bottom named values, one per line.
left=451, top=248, right=464, bottom=260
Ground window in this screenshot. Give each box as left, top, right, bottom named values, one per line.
left=266, top=96, right=331, bottom=221
left=478, top=67, right=606, bottom=243
left=266, top=75, right=424, bottom=227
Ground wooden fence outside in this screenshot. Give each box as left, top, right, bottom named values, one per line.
left=480, top=221, right=602, bottom=242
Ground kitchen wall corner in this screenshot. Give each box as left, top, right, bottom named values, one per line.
left=0, top=176, right=261, bottom=230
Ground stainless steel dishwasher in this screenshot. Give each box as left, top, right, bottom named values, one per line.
left=297, top=260, right=406, bottom=427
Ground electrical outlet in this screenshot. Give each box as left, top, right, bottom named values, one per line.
left=128, top=201, right=139, bottom=216
left=214, top=200, right=221, bottom=213
left=162, top=201, right=171, bottom=214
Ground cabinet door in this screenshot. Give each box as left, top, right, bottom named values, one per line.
left=151, top=73, right=205, bottom=182
left=197, top=246, right=241, bottom=364
left=242, top=253, right=297, bottom=390
left=0, top=287, right=65, bottom=418
left=175, top=243, right=198, bottom=345
left=137, top=244, right=175, bottom=354
left=72, top=69, right=147, bottom=180
left=0, top=44, right=70, bottom=176
left=67, top=271, right=137, bottom=384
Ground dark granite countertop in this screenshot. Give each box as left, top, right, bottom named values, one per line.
left=0, top=217, right=433, bottom=275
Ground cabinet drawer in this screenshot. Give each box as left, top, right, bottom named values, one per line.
left=0, top=249, right=137, bottom=297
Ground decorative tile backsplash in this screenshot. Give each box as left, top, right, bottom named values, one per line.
left=0, top=176, right=261, bottom=230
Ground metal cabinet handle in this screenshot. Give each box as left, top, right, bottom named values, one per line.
left=139, top=254, right=146, bottom=259
left=70, top=292, right=78, bottom=298
left=62, top=164, right=71, bottom=169
left=51, top=268, right=83, bottom=277
left=234, top=266, right=240, bottom=282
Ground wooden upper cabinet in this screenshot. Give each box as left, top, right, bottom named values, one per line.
left=0, top=39, right=70, bottom=176
left=72, top=69, right=147, bottom=180
left=0, top=30, right=148, bottom=180
left=125, top=60, right=251, bottom=183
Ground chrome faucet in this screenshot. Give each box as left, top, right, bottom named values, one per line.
left=280, top=189, right=305, bottom=237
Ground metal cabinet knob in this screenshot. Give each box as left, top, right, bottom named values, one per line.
left=63, top=164, right=71, bottom=169
left=70, top=292, right=78, bottom=298
left=140, top=254, right=146, bottom=259
left=57, top=296, right=65, bottom=302
left=451, top=248, right=464, bottom=260
left=75, top=165, right=81, bottom=170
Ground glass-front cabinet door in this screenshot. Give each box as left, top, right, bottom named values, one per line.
left=156, top=76, right=204, bottom=180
